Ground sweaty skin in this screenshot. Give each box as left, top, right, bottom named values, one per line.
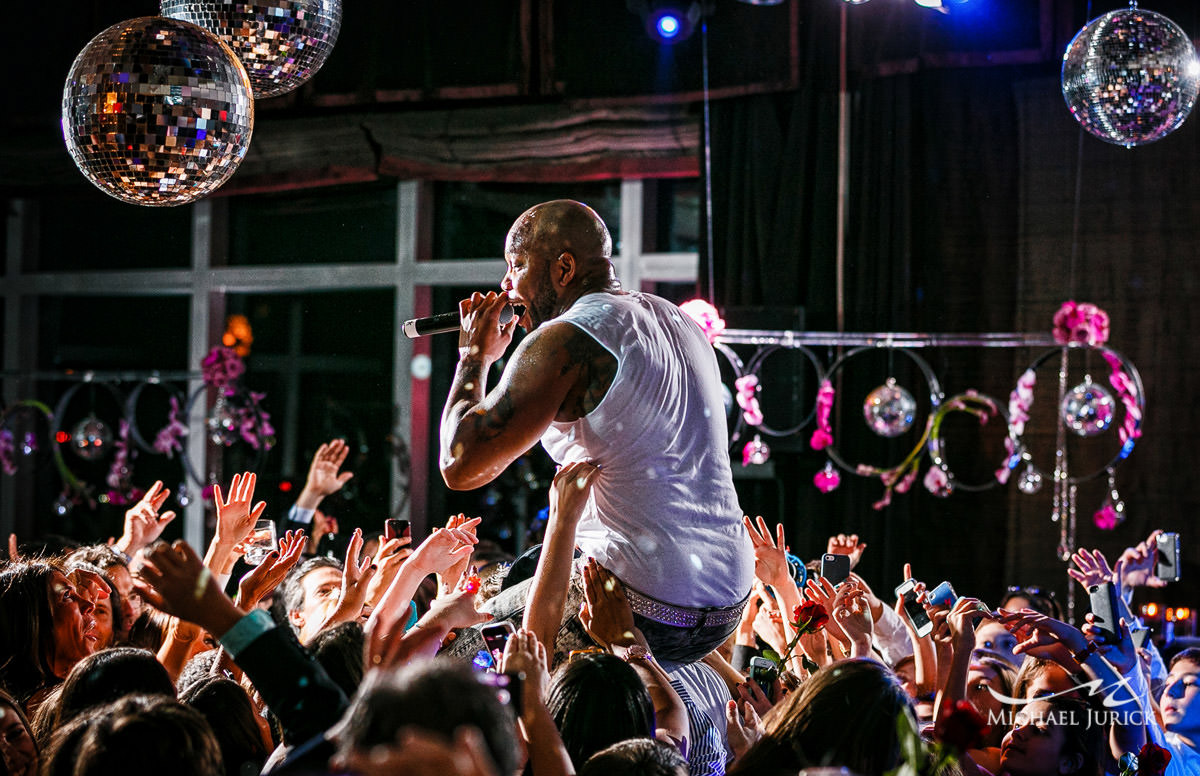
left=439, top=200, right=621, bottom=491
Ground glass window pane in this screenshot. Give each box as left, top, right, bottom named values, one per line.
left=34, top=192, right=192, bottom=272
left=431, top=181, right=622, bottom=259
left=647, top=178, right=700, bottom=253
left=223, top=289, right=396, bottom=529
left=226, top=183, right=397, bottom=266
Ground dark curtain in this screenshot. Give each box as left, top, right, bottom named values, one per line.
left=700, top=16, right=1063, bottom=602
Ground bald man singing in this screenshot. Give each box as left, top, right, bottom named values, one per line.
left=440, top=200, right=752, bottom=665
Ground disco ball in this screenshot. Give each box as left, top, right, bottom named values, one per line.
left=863, top=378, right=916, bottom=438
left=1060, top=376, right=1115, bottom=437
left=1017, top=464, right=1044, bottom=495
left=62, top=16, right=254, bottom=206
left=161, top=0, right=342, bottom=99
left=71, top=415, right=112, bottom=461
left=207, top=396, right=240, bottom=445
left=1062, top=6, right=1200, bottom=147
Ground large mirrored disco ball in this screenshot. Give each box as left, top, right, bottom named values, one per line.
left=1062, top=6, right=1200, bottom=147
left=161, top=0, right=341, bottom=99
left=62, top=17, right=254, bottom=206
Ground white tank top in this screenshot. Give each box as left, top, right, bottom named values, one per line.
left=540, top=292, right=753, bottom=608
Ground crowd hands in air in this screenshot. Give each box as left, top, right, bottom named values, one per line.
left=0, top=440, right=1195, bottom=776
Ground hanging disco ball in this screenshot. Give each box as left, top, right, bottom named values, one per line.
left=863, top=378, right=917, bottom=438
left=1017, top=464, right=1044, bottom=495
left=1061, top=5, right=1200, bottom=147
left=1060, top=376, right=1115, bottom=437
left=207, top=395, right=240, bottom=445
left=161, top=0, right=342, bottom=99
left=62, top=16, right=254, bottom=206
left=71, top=415, right=112, bottom=461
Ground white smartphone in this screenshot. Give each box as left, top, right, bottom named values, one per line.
left=895, top=579, right=933, bottom=638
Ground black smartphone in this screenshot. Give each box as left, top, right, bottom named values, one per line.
left=1156, top=532, right=1182, bottom=583
left=821, top=553, right=850, bottom=587
left=385, top=518, right=411, bottom=541
left=480, top=621, right=515, bottom=655
left=895, top=579, right=933, bottom=638
left=1088, top=582, right=1120, bottom=642
left=748, top=656, right=778, bottom=697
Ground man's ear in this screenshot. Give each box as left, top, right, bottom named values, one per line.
left=288, top=609, right=305, bottom=629
left=553, top=251, right=577, bottom=287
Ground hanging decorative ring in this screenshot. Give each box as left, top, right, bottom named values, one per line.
left=713, top=341, right=748, bottom=441
left=821, top=346, right=943, bottom=475
left=926, top=391, right=1006, bottom=493
left=1000, top=345, right=1144, bottom=487
left=736, top=344, right=826, bottom=439
left=126, top=378, right=203, bottom=489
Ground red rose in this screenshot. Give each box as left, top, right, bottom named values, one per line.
left=1138, top=742, right=1172, bottom=776
left=792, top=601, right=829, bottom=634
left=934, top=699, right=990, bottom=752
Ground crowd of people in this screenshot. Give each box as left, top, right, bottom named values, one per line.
left=1, top=200, right=1195, bottom=775
left=0, top=456, right=1193, bottom=776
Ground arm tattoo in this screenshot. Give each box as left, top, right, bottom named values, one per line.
left=472, top=391, right=515, bottom=442
left=560, top=328, right=616, bottom=417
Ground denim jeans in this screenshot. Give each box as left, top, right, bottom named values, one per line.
left=442, top=561, right=745, bottom=668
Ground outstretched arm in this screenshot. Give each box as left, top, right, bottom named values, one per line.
left=439, top=292, right=604, bottom=490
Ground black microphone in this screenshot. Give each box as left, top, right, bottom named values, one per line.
left=401, top=305, right=515, bottom=339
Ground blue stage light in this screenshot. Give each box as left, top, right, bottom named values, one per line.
left=636, top=2, right=701, bottom=45
left=656, top=12, right=682, bottom=39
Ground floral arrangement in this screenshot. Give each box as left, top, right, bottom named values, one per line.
left=763, top=600, right=829, bottom=674
left=735, top=375, right=763, bottom=426
left=202, top=346, right=246, bottom=395
left=809, top=379, right=835, bottom=450
left=813, top=461, right=840, bottom=493
left=887, top=700, right=989, bottom=776
left=200, top=346, right=275, bottom=451
left=102, top=419, right=144, bottom=506
left=0, top=429, right=16, bottom=476
left=1117, top=742, right=1171, bottom=776
left=1103, top=351, right=1142, bottom=455
left=153, top=396, right=188, bottom=458
left=1053, top=300, right=1110, bottom=347
left=678, top=298, right=726, bottom=344
left=997, top=368, right=1036, bottom=484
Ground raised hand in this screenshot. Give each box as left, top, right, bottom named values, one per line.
left=805, top=576, right=851, bottom=649
left=364, top=535, right=413, bottom=607
left=743, top=515, right=791, bottom=590
left=133, top=540, right=243, bottom=638
left=214, top=472, right=267, bottom=551
left=578, top=559, right=639, bottom=649
left=333, top=529, right=378, bottom=623
left=998, top=609, right=1088, bottom=660
left=441, top=513, right=478, bottom=591
left=833, top=582, right=874, bottom=653
left=408, top=519, right=481, bottom=579
left=1119, top=529, right=1168, bottom=589
left=1068, top=548, right=1117, bottom=592
left=827, top=533, right=868, bottom=570
left=549, top=461, right=600, bottom=528
left=115, top=481, right=177, bottom=555
left=237, top=529, right=307, bottom=611
left=298, top=439, right=354, bottom=510
left=500, top=628, right=551, bottom=710
left=725, top=699, right=763, bottom=760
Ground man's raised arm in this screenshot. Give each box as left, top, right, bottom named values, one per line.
left=439, top=293, right=580, bottom=490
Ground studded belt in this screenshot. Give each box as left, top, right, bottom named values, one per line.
left=622, top=585, right=749, bottom=629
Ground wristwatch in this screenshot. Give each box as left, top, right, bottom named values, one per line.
left=621, top=644, right=653, bottom=663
